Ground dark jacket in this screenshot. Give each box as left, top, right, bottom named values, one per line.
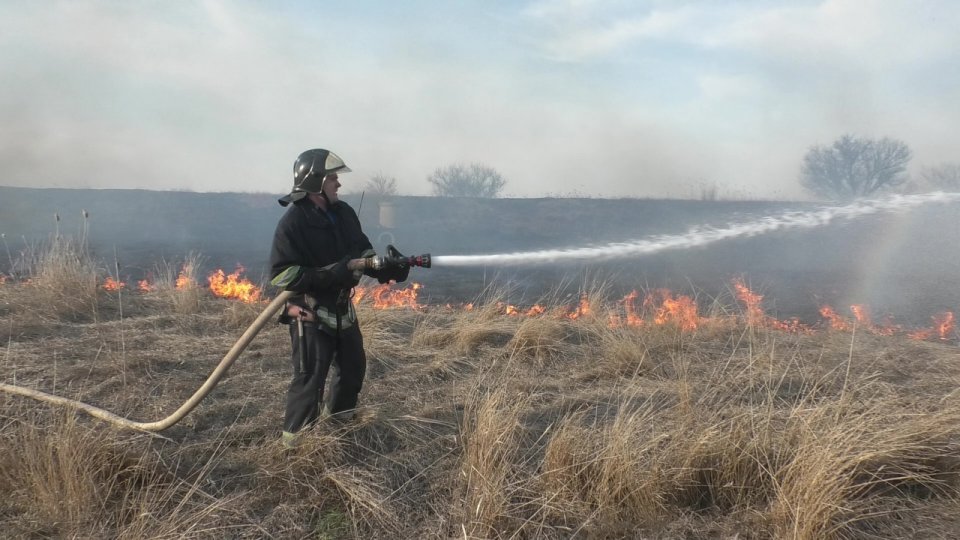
left=269, top=198, right=376, bottom=331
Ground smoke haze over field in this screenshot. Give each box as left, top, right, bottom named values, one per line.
left=1, top=1, right=958, bottom=198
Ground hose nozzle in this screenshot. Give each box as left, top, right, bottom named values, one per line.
left=408, top=254, right=431, bottom=268
left=366, top=253, right=431, bottom=270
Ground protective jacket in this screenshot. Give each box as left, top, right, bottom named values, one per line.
left=269, top=198, right=377, bottom=333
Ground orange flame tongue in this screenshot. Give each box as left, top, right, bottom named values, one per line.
left=524, top=304, right=546, bottom=316
left=909, top=311, right=955, bottom=341
left=138, top=279, right=155, bottom=292
left=103, top=277, right=126, bottom=291
left=355, top=282, right=423, bottom=309
left=819, top=305, right=851, bottom=331
left=643, top=289, right=698, bottom=330
left=937, top=312, right=956, bottom=340
left=566, top=296, right=592, bottom=320
left=732, top=278, right=766, bottom=327
left=207, top=266, right=262, bottom=303
left=175, top=267, right=195, bottom=290
left=850, top=304, right=871, bottom=327
left=621, top=290, right=643, bottom=327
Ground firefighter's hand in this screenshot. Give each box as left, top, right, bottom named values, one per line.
left=378, top=245, right=410, bottom=284
left=286, top=305, right=315, bottom=322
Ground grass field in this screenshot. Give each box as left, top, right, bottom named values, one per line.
left=2, top=238, right=960, bottom=538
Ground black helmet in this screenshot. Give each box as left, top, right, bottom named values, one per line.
left=279, top=149, right=351, bottom=206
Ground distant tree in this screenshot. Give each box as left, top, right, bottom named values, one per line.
left=800, top=135, right=912, bottom=200
left=364, top=173, right=399, bottom=197
left=919, top=163, right=960, bottom=191
left=427, top=163, right=506, bottom=198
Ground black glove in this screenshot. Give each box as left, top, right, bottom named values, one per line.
left=376, top=244, right=411, bottom=284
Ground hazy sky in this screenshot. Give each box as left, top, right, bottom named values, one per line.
left=1, top=0, right=957, bottom=199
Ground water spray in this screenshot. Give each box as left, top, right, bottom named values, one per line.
left=430, top=192, right=960, bottom=267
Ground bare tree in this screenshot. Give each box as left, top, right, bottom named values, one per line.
left=919, top=163, right=960, bottom=191
left=427, top=163, right=506, bottom=198
left=800, top=135, right=912, bottom=200
left=364, top=173, right=399, bottom=197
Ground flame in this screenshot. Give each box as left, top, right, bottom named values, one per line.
left=817, top=304, right=900, bottom=335
left=642, top=289, right=699, bottom=330
left=565, top=296, right=593, bottom=320
left=770, top=317, right=809, bottom=333
left=525, top=304, right=546, bottom=316
left=819, top=305, right=851, bottom=331
left=207, top=266, right=262, bottom=303
left=175, top=268, right=195, bottom=290
left=607, top=289, right=700, bottom=331
left=732, top=278, right=766, bottom=327
left=728, top=279, right=811, bottom=332
left=179, top=275, right=955, bottom=342
left=621, top=290, right=643, bottom=327
left=908, top=312, right=955, bottom=341
left=354, top=282, right=423, bottom=309
left=103, top=277, right=126, bottom=291
left=850, top=304, right=871, bottom=327
left=138, top=279, right=155, bottom=292
left=847, top=304, right=898, bottom=336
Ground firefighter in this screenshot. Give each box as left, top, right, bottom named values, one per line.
left=269, top=149, right=408, bottom=448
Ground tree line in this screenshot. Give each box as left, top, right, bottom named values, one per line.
left=361, top=136, right=959, bottom=201
left=801, top=134, right=959, bottom=201
left=362, top=163, right=507, bottom=198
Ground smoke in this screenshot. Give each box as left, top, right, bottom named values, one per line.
left=1, top=2, right=959, bottom=198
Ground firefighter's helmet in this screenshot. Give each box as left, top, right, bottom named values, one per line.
left=279, top=149, right=352, bottom=206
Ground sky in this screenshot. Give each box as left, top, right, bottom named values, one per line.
left=0, top=0, right=957, bottom=199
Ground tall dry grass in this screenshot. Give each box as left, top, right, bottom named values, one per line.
left=455, top=384, right=532, bottom=537
left=153, top=252, right=205, bottom=316
left=28, top=235, right=100, bottom=321
left=4, top=262, right=960, bottom=538
left=0, top=409, right=246, bottom=538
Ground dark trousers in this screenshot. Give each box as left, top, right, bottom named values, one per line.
left=284, top=321, right=367, bottom=433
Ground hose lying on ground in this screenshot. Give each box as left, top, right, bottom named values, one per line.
left=0, top=290, right=294, bottom=432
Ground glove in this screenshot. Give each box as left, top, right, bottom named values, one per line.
left=376, top=244, right=411, bottom=284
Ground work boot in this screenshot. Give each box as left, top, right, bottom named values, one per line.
left=322, top=405, right=355, bottom=424
left=281, top=430, right=300, bottom=450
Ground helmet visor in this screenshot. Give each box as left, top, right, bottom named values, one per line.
left=323, top=151, right=351, bottom=175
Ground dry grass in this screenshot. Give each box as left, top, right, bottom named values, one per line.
left=4, top=241, right=960, bottom=538
left=28, top=235, right=100, bottom=321
left=153, top=253, right=205, bottom=316
left=0, top=408, right=245, bottom=538
left=456, top=384, right=531, bottom=537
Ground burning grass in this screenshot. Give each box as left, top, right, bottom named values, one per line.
left=4, top=243, right=960, bottom=537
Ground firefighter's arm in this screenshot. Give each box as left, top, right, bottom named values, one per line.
left=270, top=258, right=366, bottom=292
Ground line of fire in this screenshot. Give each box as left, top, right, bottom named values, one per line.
left=82, top=265, right=957, bottom=343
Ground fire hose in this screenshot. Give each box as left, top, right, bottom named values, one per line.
left=0, top=251, right=431, bottom=432
left=0, top=290, right=293, bottom=432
